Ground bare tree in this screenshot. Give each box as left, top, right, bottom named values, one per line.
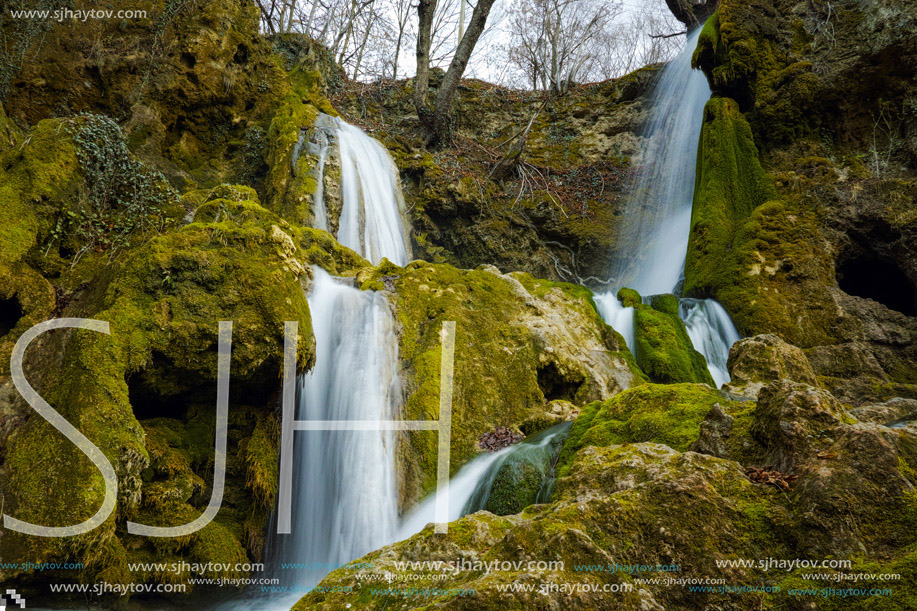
left=390, top=0, right=413, bottom=78
left=414, top=0, right=498, bottom=147
left=505, top=0, right=623, bottom=94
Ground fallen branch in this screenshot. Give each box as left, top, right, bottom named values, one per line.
left=650, top=30, right=687, bottom=39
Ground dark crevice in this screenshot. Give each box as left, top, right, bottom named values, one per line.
left=0, top=294, right=24, bottom=337
left=233, top=44, right=249, bottom=65
left=536, top=361, right=582, bottom=403
left=126, top=351, right=198, bottom=420
left=837, top=255, right=917, bottom=317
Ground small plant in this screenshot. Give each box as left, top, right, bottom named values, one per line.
left=58, top=113, right=179, bottom=263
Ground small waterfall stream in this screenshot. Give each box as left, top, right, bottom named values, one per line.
left=312, top=115, right=410, bottom=266
left=596, top=26, right=741, bottom=385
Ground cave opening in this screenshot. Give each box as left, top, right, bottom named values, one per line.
left=126, top=351, right=200, bottom=421
left=837, top=255, right=917, bottom=317
left=0, top=294, right=23, bottom=337
left=536, top=361, right=582, bottom=403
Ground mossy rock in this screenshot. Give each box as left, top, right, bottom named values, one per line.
left=557, top=383, right=742, bottom=476
left=683, top=97, right=776, bottom=302
left=294, top=442, right=791, bottom=611
left=372, top=261, right=643, bottom=506
left=615, top=288, right=714, bottom=385
left=0, top=194, right=366, bottom=589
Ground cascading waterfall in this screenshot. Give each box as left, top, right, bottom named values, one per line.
left=270, top=267, right=401, bottom=589
left=246, top=119, right=412, bottom=610
left=397, top=423, right=572, bottom=539
left=311, top=114, right=410, bottom=266
left=596, top=26, right=741, bottom=385
left=679, top=299, right=741, bottom=388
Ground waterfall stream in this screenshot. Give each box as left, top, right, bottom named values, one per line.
left=271, top=267, right=401, bottom=588
left=312, top=115, right=410, bottom=266
left=596, top=26, right=741, bottom=385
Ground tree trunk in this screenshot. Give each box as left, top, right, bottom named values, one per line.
left=422, top=0, right=498, bottom=147
left=413, top=0, right=436, bottom=132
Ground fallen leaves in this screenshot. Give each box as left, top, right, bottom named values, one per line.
left=479, top=426, right=523, bottom=452
left=745, top=465, right=799, bottom=492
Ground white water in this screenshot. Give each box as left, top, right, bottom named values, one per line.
left=594, top=26, right=741, bottom=386
left=594, top=292, right=635, bottom=352
left=274, top=268, right=401, bottom=584
left=398, top=424, right=571, bottom=538
left=333, top=118, right=410, bottom=266
left=680, top=298, right=741, bottom=387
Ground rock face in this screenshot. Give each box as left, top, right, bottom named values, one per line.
left=665, top=0, right=720, bottom=28
left=724, top=333, right=817, bottom=398
left=330, top=66, right=660, bottom=285
left=686, top=0, right=917, bottom=405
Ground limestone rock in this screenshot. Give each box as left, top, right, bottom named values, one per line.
left=724, top=334, right=817, bottom=398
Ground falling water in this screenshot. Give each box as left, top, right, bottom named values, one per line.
left=594, top=292, right=635, bottom=352
left=607, top=28, right=711, bottom=296
left=397, top=423, right=571, bottom=539
left=595, top=26, right=741, bottom=385
left=271, top=268, right=401, bottom=587
left=310, top=116, right=410, bottom=266
left=679, top=298, right=741, bottom=388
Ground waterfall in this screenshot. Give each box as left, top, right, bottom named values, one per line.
left=595, top=26, right=741, bottom=385
left=606, top=28, right=711, bottom=296
left=307, top=115, right=411, bottom=266
left=594, top=292, right=635, bottom=352
left=679, top=298, right=741, bottom=388
left=271, top=268, right=401, bottom=588
left=396, top=423, right=571, bottom=538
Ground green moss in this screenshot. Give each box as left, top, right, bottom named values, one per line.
left=613, top=288, right=714, bottom=385
left=684, top=97, right=777, bottom=300
left=264, top=59, right=338, bottom=223
left=378, top=261, right=639, bottom=504
left=557, top=383, right=741, bottom=476
left=0, top=195, right=363, bottom=584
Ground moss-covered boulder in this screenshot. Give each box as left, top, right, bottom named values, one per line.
left=617, top=289, right=715, bottom=385
left=359, top=261, right=644, bottom=505
left=557, top=383, right=742, bottom=475
left=294, top=443, right=791, bottom=611
left=724, top=333, right=817, bottom=398
left=299, top=377, right=917, bottom=611
left=0, top=191, right=365, bottom=596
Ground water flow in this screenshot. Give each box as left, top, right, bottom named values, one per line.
left=594, top=26, right=741, bottom=385
left=594, top=292, right=635, bottom=351
left=335, top=119, right=410, bottom=266
left=397, top=424, right=571, bottom=538
left=607, top=28, right=710, bottom=295
left=273, top=268, right=401, bottom=588
left=309, top=115, right=335, bottom=232
left=679, top=298, right=741, bottom=387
